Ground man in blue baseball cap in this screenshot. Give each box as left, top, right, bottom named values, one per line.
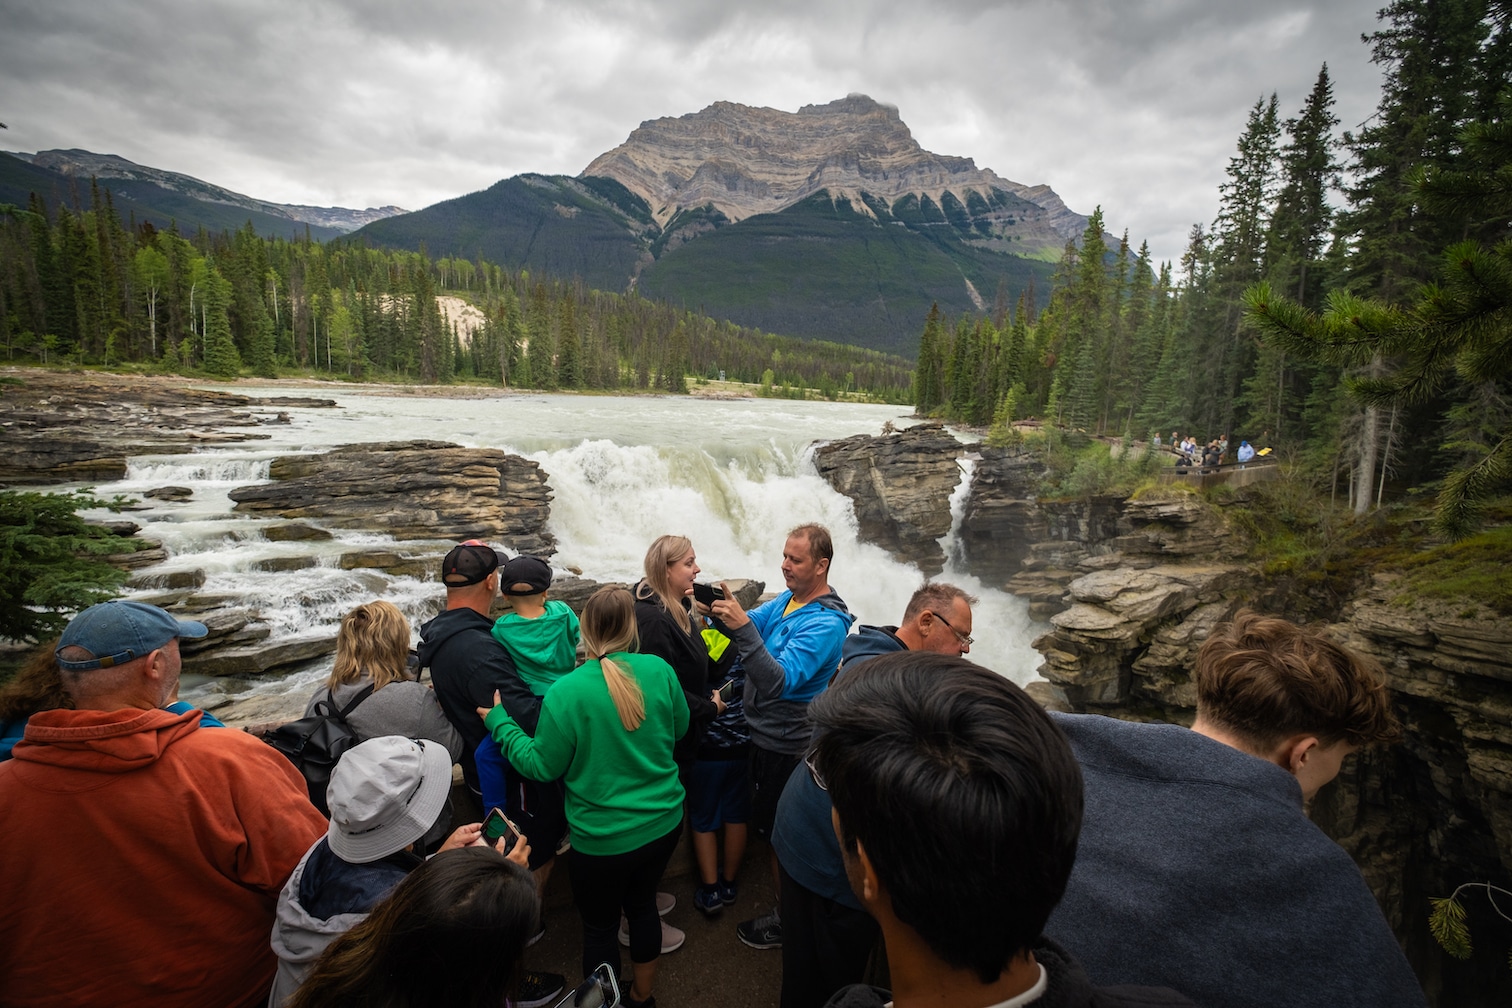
left=0, top=600, right=326, bottom=1008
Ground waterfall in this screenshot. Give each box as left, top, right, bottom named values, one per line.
left=66, top=391, right=1043, bottom=710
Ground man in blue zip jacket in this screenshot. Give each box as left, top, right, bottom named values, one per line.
left=711, top=522, right=854, bottom=951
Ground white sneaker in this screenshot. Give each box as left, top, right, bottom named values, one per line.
left=618, top=916, right=686, bottom=954
left=656, top=891, right=675, bottom=917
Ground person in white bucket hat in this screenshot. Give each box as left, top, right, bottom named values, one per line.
left=268, top=736, right=564, bottom=1008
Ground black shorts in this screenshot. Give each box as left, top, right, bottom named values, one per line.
left=505, top=774, right=568, bottom=871
left=748, top=745, right=802, bottom=840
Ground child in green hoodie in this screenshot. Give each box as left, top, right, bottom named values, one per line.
left=475, top=555, right=579, bottom=875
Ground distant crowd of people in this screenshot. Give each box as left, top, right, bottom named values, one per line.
left=1157, top=430, right=1268, bottom=472
left=0, top=521, right=1428, bottom=1008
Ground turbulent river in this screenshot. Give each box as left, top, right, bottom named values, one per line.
left=68, top=388, right=1044, bottom=714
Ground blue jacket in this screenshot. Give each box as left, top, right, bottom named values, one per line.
left=1045, top=712, right=1426, bottom=1008
left=731, top=589, right=854, bottom=755
left=772, top=623, right=905, bottom=910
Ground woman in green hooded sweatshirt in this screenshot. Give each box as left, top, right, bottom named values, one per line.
left=480, top=586, right=688, bottom=1008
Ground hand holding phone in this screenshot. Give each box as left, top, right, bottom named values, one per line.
left=717, top=678, right=738, bottom=704
left=481, top=806, right=522, bottom=851
left=692, top=582, right=725, bottom=607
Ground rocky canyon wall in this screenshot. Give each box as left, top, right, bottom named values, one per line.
left=814, top=425, right=1512, bottom=1006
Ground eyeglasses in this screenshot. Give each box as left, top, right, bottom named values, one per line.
left=927, top=610, right=973, bottom=647
left=805, top=749, right=828, bottom=791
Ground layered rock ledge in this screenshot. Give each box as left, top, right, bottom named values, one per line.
left=0, top=367, right=335, bottom=485
left=812, top=421, right=965, bottom=575
left=227, top=440, right=556, bottom=554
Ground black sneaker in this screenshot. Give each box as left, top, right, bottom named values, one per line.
left=717, top=877, right=738, bottom=906
left=694, top=883, right=722, bottom=916
left=517, top=970, right=566, bottom=1008
left=736, top=910, right=782, bottom=950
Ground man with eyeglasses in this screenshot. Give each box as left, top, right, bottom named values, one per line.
left=768, top=583, right=976, bottom=1008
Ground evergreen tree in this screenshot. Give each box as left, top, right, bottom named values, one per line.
left=913, top=303, right=948, bottom=412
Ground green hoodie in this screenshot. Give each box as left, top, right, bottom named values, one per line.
left=484, top=651, right=689, bottom=856
left=490, top=600, right=580, bottom=696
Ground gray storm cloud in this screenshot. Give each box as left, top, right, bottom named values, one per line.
left=0, top=0, right=1385, bottom=264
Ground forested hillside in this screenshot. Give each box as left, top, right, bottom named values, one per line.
left=0, top=189, right=915, bottom=400
left=916, top=0, right=1510, bottom=532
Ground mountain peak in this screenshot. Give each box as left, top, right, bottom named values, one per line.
left=580, top=95, right=1080, bottom=252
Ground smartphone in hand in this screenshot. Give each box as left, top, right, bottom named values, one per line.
left=717, top=678, right=739, bottom=704
left=693, top=583, right=726, bottom=606
left=481, top=806, right=523, bottom=851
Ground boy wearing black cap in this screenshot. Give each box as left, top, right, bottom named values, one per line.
left=474, top=555, right=578, bottom=892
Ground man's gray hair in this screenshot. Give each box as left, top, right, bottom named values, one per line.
left=902, top=582, right=978, bottom=624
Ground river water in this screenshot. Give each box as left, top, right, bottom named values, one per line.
left=70, top=388, right=1043, bottom=713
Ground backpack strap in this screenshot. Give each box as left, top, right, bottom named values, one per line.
left=331, top=683, right=376, bottom=721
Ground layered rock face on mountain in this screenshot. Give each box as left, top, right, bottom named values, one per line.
left=583, top=94, right=1085, bottom=258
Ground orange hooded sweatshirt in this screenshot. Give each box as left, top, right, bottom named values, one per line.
left=0, top=707, right=326, bottom=1008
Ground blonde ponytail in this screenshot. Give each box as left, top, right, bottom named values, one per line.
left=581, top=587, right=645, bottom=732
left=599, top=655, right=645, bottom=732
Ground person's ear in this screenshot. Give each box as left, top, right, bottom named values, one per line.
left=815, top=555, right=830, bottom=579
left=1285, top=735, right=1321, bottom=776
left=854, top=838, right=880, bottom=903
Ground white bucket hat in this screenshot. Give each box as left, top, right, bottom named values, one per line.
left=326, top=736, right=453, bottom=864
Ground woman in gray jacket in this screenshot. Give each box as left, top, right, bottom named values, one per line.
left=306, top=600, right=462, bottom=762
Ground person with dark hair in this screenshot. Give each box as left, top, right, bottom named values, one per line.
left=1046, top=610, right=1424, bottom=1008
left=774, top=582, right=977, bottom=1008
left=809, top=651, right=1192, bottom=1008
left=0, top=638, right=73, bottom=760
left=480, top=586, right=689, bottom=1008
left=0, top=601, right=326, bottom=1008
left=709, top=521, right=854, bottom=950
left=286, top=845, right=541, bottom=1008
left=268, top=735, right=557, bottom=1007
left=306, top=600, right=461, bottom=759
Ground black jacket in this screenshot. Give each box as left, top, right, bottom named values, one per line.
left=633, top=582, right=718, bottom=767
left=416, top=606, right=540, bottom=792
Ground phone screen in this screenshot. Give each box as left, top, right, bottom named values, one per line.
left=717, top=678, right=738, bottom=704
left=481, top=807, right=520, bottom=851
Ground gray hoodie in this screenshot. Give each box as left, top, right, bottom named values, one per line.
left=305, top=675, right=462, bottom=762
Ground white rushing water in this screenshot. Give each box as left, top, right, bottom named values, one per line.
left=58, top=388, right=1043, bottom=710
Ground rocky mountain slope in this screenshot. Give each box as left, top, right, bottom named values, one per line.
left=356, top=95, right=1084, bottom=355
left=4, top=149, right=406, bottom=236
left=584, top=94, right=1084, bottom=260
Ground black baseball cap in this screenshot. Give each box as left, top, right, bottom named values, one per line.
left=499, top=555, right=553, bottom=596
left=441, top=540, right=505, bottom=587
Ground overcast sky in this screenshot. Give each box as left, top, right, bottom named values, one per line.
left=3, top=0, right=1389, bottom=265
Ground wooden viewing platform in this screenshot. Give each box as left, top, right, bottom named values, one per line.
left=1156, top=457, right=1280, bottom=489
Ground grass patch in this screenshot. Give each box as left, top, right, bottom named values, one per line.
left=1386, top=524, right=1512, bottom=616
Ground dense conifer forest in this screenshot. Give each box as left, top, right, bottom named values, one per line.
left=915, top=0, right=1510, bottom=536
left=0, top=190, right=915, bottom=402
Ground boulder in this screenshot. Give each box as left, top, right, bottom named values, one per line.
left=229, top=440, right=555, bottom=555
left=812, top=421, right=966, bottom=574
left=262, top=522, right=333, bottom=542
left=191, top=635, right=338, bottom=677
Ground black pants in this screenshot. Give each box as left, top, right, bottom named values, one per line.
left=779, top=863, right=882, bottom=1008
left=749, top=745, right=802, bottom=839
left=568, top=824, right=681, bottom=978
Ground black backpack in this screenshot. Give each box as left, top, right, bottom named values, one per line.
left=262, top=684, right=375, bottom=816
